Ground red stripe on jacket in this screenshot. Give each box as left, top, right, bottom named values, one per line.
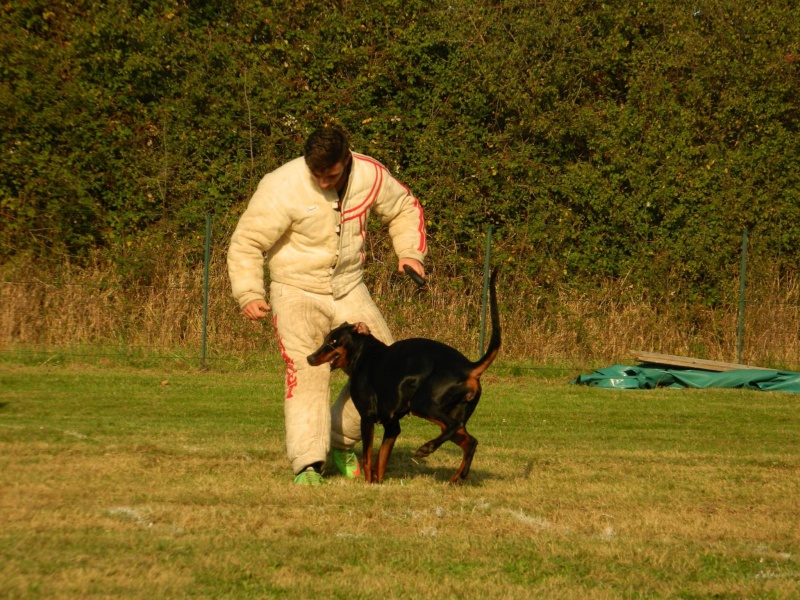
left=346, top=154, right=426, bottom=253
left=342, top=157, right=382, bottom=222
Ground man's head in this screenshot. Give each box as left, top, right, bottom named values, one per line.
left=304, top=126, right=352, bottom=192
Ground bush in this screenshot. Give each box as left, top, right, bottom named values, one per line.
left=1, top=0, right=798, bottom=306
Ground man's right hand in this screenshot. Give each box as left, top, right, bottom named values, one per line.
left=242, top=299, right=271, bottom=321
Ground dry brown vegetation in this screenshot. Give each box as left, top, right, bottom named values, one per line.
left=1, top=246, right=799, bottom=371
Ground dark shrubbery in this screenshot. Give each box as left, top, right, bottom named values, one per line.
left=1, top=0, right=798, bottom=304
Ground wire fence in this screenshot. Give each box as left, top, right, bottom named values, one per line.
left=1, top=274, right=798, bottom=372
left=2, top=225, right=800, bottom=372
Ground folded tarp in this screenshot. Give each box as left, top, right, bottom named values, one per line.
left=571, top=365, right=800, bottom=394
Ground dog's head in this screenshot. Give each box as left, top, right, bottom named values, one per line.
left=306, top=322, right=371, bottom=373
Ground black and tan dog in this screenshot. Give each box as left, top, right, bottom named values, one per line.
left=307, top=270, right=500, bottom=484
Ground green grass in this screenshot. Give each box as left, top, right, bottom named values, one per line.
left=1, top=362, right=799, bottom=599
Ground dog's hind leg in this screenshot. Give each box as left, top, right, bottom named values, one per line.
left=450, top=428, right=478, bottom=483
left=412, top=414, right=460, bottom=459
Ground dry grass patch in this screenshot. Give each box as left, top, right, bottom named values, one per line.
left=3, top=252, right=800, bottom=370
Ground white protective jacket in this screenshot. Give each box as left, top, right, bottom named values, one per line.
left=228, top=153, right=427, bottom=308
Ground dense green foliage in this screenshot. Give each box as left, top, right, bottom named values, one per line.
left=1, top=0, right=799, bottom=302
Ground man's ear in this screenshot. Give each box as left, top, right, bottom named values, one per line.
left=354, top=322, right=371, bottom=335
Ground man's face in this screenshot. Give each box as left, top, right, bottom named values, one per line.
left=310, top=154, right=351, bottom=192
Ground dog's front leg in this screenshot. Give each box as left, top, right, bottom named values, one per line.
left=360, top=418, right=377, bottom=484
left=375, top=420, right=401, bottom=483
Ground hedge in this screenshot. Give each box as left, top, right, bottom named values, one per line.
left=1, top=0, right=798, bottom=303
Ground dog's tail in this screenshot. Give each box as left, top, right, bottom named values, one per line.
left=470, top=268, right=501, bottom=379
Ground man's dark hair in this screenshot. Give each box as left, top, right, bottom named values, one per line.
left=304, top=126, right=350, bottom=173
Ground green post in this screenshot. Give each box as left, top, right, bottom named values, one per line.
left=736, top=228, right=748, bottom=364
left=201, top=213, right=212, bottom=369
left=479, top=224, right=492, bottom=354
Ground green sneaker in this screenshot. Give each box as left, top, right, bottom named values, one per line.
left=294, top=469, right=325, bottom=486
left=332, top=448, right=361, bottom=479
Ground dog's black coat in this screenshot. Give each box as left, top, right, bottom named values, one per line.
left=307, top=270, right=500, bottom=484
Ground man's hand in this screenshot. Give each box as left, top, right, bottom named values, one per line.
left=242, top=299, right=271, bottom=321
left=398, top=258, right=425, bottom=280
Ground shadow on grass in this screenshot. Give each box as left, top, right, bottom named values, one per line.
left=345, top=446, right=500, bottom=486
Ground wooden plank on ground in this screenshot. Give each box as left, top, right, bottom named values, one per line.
left=630, top=351, right=772, bottom=372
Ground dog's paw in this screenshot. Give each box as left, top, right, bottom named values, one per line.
left=413, top=444, right=434, bottom=459
left=354, top=322, right=371, bottom=335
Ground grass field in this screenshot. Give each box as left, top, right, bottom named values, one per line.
left=1, top=359, right=799, bottom=599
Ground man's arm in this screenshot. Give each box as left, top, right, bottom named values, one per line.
left=227, top=189, right=291, bottom=315
left=372, top=172, right=428, bottom=271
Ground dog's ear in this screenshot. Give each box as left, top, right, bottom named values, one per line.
left=354, top=322, right=371, bottom=335
left=330, top=322, right=350, bottom=335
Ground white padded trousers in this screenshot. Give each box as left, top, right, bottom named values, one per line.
left=269, top=280, right=394, bottom=475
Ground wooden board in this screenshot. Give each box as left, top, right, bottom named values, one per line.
left=630, top=351, right=771, bottom=372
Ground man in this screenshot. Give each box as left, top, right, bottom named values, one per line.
left=227, top=125, right=427, bottom=485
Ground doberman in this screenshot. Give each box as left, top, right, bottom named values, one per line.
left=307, top=270, right=500, bottom=484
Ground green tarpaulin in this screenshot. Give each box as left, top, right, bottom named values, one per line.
left=572, top=365, right=800, bottom=394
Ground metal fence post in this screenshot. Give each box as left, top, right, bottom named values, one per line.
left=201, top=213, right=212, bottom=369
left=736, top=228, right=748, bottom=364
